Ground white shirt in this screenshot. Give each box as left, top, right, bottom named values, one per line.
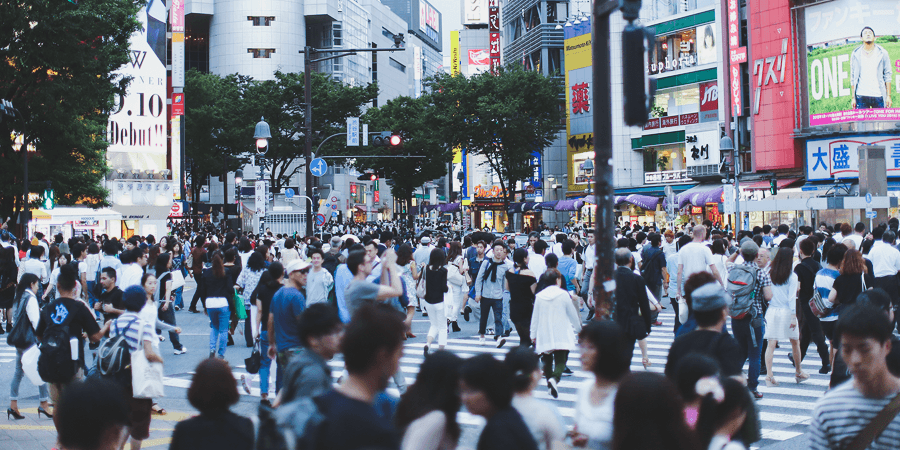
left=574, top=379, right=616, bottom=450
left=120, top=263, right=144, bottom=289
left=678, top=242, right=715, bottom=283
left=866, top=241, right=900, bottom=278
left=17, top=257, right=49, bottom=284
left=582, top=244, right=597, bottom=270
left=306, top=267, right=334, bottom=305
left=772, top=234, right=787, bottom=247
left=528, top=253, right=547, bottom=278
left=844, top=234, right=864, bottom=250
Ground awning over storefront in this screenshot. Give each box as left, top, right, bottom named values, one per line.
left=508, top=202, right=539, bottom=213
left=622, top=194, right=660, bottom=210
left=613, top=183, right=695, bottom=197
left=112, top=205, right=172, bottom=221
left=743, top=177, right=803, bottom=191
left=354, top=205, right=368, bottom=212
left=35, top=207, right=123, bottom=222
left=676, top=184, right=723, bottom=208
left=555, top=199, right=584, bottom=211
left=440, top=203, right=461, bottom=212
left=537, top=201, right=559, bottom=210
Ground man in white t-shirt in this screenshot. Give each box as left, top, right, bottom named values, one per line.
left=844, top=222, right=866, bottom=251
left=676, top=225, right=724, bottom=299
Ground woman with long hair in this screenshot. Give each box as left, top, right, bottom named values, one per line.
left=201, top=252, right=235, bottom=359
left=571, top=321, right=630, bottom=449
left=166, top=239, right=188, bottom=311
left=147, top=245, right=161, bottom=273
left=7, top=273, right=51, bottom=420
left=531, top=271, right=582, bottom=398
left=504, top=346, right=566, bottom=450
left=763, top=247, right=807, bottom=386
left=396, top=244, right=419, bottom=339
left=250, top=262, right=284, bottom=405
left=0, top=247, right=18, bottom=333
left=236, top=251, right=266, bottom=346
left=154, top=254, right=185, bottom=354
left=423, top=248, right=449, bottom=355
left=506, top=248, right=537, bottom=347
left=827, top=248, right=874, bottom=313
left=612, top=372, right=699, bottom=450
left=396, top=351, right=463, bottom=450
left=695, top=377, right=753, bottom=450
left=445, top=241, right=467, bottom=332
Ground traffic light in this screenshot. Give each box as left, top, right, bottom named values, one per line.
left=358, top=173, right=378, bottom=181
left=372, top=131, right=402, bottom=147
left=770, top=178, right=778, bottom=195
left=42, top=187, right=54, bottom=210
left=622, top=2, right=654, bottom=127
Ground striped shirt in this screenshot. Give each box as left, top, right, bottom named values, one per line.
left=809, top=382, right=900, bottom=450
left=110, top=312, right=154, bottom=352
left=816, top=267, right=841, bottom=322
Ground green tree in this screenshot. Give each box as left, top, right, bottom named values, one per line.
left=0, top=0, right=144, bottom=227
left=184, top=69, right=252, bottom=199
left=427, top=64, right=563, bottom=210
left=360, top=95, right=452, bottom=227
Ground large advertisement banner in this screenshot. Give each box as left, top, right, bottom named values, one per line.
left=804, top=0, right=900, bottom=126
left=564, top=18, right=592, bottom=193
left=107, top=0, right=168, bottom=172
left=806, top=135, right=900, bottom=180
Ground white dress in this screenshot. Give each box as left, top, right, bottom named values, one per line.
left=764, top=273, right=799, bottom=341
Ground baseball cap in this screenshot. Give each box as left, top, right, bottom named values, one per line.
left=285, top=259, right=310, bottom=274
left=691, top=283, right=729, bottom=312
left=421, top=237, right=431, bottom=244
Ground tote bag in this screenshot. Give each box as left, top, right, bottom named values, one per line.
left=131, top=326, right=165, bottom=399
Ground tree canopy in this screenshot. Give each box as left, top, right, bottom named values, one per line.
left=427, top=64, right=563, bottom=207
left=0, top=0, right=144, bottom=225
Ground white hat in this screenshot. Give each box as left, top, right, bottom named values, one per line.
left=322, top=243, right=332, bottom=253
left=421, top=236, right=432, bottom=244
left=285, top=259, right=311, bottom=274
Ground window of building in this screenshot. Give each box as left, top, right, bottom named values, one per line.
left=247, top=16, right=275, bottom=26
left=185, top=15, right=210, bottom=73
left=655, top=0, right=715, bottom=17
left=506, top=18, right=523, bottom=41
left=524, top=5, right=541, bottom=32
left=389, top=57, right=406, bottom=73
left=547, top=2, right=567, bottom=23
left=333, top=22, right=342, bottom=47
left=523, top=49, right=541, bottom=72
left=648, top=24, right=716, bottom=75
left=653, top=84, right=700, bottom=117
left=247, top=48, right=276, bottom=58
left=548, top=48, right=562, bottom=75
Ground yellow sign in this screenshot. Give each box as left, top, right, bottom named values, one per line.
left=450, top=30, right=461, bottom=77
left=564, top=29, right=593, bottom=195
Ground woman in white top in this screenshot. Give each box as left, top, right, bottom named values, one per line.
left=763, top=247, right=808, bottom=386
left=141, top=272, right=183, bottom=414
left=505, top=346, right=566, bottom=450
left=710, top=239, right=729, bottom=281
left=570, top=321, right=631, bottom=450
left=8, top=273, right=52, bottom=420
left=445, top=242, right=467, bottom=332
left=280, top=238, right=302, bottom=264
left=531, top=270, right=582, bottom=398
left=396, top=351, right=462, bottom=450
left=42, top=253, right=72, bottom=303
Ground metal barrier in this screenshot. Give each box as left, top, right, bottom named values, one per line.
left=262, top=212, right=308, bottom=236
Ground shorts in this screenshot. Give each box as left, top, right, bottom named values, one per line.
left=129, top=397, right=153, bottom=440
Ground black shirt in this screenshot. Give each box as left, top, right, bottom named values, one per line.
left=314, top=389, right=400, bottom=450
left=98, top=287, right=124, bottom=322
left=251, top=282, right=280, bottom=329
left=833, top=271, right=875, bottom=307
left=424, top=267, right=448, bottom=304
left=477, top=406, right=539, bottom=450
left=794, top=257, right=821, bottom=302
left=665, top=330, right=743, bottom=379
left=36, top=297, right=101, bottom=366
left=506, top=271, right=536, bottom=322
left=640, top=246, right=666, bottom=287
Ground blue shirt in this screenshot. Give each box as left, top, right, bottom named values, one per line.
left=334, top=264, right=354, bottom=323
left=558, top=256, right=578, bottom=292
left=270, top=286, right=306, bottom=352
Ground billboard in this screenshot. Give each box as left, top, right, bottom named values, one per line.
left=806, top=135, right=900, bottom=180
left=413, top=0, right=441, bottom=50
left=804, top=0, right=900, bottom=126
left=463, top=0, right=487, bottom=25
left=699, top=80, right=719, bottom=123
left=106, top=0, right=168, bottom=173
left=564, top=18, right=593, bottom=193
left=467, top=49, right=490, bottom=76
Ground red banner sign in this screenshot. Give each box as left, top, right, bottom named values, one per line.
left=727, top=0, right=739, bottom=49
left=172, top=92, right=185, bottom=116
left=643, top=118, right=660, bottom=130
left=374, top=191, right=380, bottom=203
left=679, top=113, right=699, bottom=125
left=731, top=64, right=742, bottom=117
left=489, top=0, right=499, bottom=74
left=661, top=116, right=680, bottom=127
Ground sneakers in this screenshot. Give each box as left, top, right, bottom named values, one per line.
left=750, top=390, right=763, bottom=399
left=240, top=374, right=251, bottom=395
left=819, top=363, right=832, bottom=374
left=423, top=345, right=429, bottom=357
left=174, top=346, right=188, bottom=355
left=451, top=321, right=461, bottom=332
left=174, top=306, right=181, bottom=311
left=494, top=335, right=506, bottom=348
left=463, top=306, right=471, bottom=322
left=562, top=367, right=573, bottom=376
left=547, top=378, right=559, bottom=399
left=479, top=336, right=486, bottom=346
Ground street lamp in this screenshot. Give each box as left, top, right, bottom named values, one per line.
left=254, top=117, right=271, bottom=153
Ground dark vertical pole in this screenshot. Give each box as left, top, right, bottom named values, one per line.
left=304, top=47, right=314, bottom=237
left=592, top=2, right=617, bottom=319
left=223, top=169, right=228, bottom=232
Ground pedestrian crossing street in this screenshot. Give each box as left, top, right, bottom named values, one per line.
left=160, top=309, right=828, bottom=449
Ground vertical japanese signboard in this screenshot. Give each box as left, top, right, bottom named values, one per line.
left=450, top=30, right=461, bottom=77
left=488, top=0, right=500, bottom=74
left=727, top=0, right=741, bottom=117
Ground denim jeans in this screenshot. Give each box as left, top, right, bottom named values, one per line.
left=276, top=347, right=303, bottom=394
left=173, top=287, right=184, bottom=309
left=732, top=316, right=765, bottom=390
left=856, top=95, right=884, bottom=109
left=479, top=297, right=504, bottom=335
left=10, top=348, right=50, bottom=402
left=501, top=291, right=512, bottom=334
left=208, top=306, right=230, bottom=358
left=259, top=330, right=273, bottom=398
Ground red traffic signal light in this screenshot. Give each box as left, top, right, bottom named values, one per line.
left=358, top=173, right=378, bottom=181
left=389, top=134, right=401, bottom=146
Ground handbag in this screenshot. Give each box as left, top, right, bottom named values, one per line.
left=677, top=296, right=689, bottom=323
left=7, top=297, right=37, bottom=349
left=170, top=270, right=185, bottom=290
left=245, top=338, right=261, bottom=374
left=845, top=392, right=900, bottom=450
left=415, top=274, right=427, bottom=298
left=131, top=327, right=165, bottom=399
left=21, top=345, right=42, bottom=386
left=808, top=286, right=832, bottom=318
left=233, top=292, right=248, bottom=320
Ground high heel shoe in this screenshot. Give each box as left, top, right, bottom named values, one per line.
left=642, top=357, right=652, bottom=369
left=37, top=407, right=52, bottom=419
left=7, top=408, right=24, bottom=420
left=765, top=375, right=779, bottom=387
left=795, top=372, right=810, bottom=384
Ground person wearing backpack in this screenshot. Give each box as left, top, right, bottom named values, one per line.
left=106, top=285, right=165, bottom=450
left=35, top=264, right=108, bottom=414
left=725, top=240, right=772, bottom=399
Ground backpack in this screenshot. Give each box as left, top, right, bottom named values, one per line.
left=37, top=320, right=76, bottom=384
left=726, top=264, right=759, bottom=320
left=97, top=316, right=139, bottom=377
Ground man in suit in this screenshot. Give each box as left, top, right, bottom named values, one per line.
left=613, top=248, right=651, bottom=363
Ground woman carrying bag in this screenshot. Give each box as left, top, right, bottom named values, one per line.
left=445, top=242, right=467, bottom=333
left=423, top=249, right=449, bottom=355
left=7, top=273, right=52, bottom=420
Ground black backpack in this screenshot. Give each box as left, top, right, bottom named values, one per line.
left=98, top=316, right=139, bottom=376
left=37, top=321, right=77, bottom=384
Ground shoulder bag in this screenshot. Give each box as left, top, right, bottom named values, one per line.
left=845, top=392, right=900, bottom=450
left=131, top=322, right=165, bottom=399
left=7, top=296, right=37, bottom=349
left=244, top=337, right=261, bottom=374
